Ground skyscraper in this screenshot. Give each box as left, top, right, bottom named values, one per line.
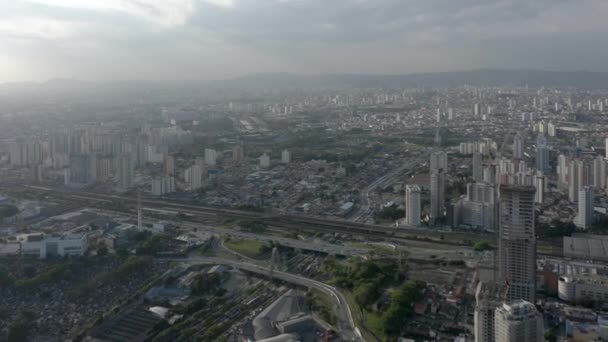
left=463, top=182, right=497, bottom=232
left=593, top=155, right=606, bottom=189
left=483, top=165, right=497, bottom=185
left=204, top=148, right=218, bottom=166
left=575, top=186, right=594, bottom=229
left=494, top=300, right=544, bottom=342
left=163, top=155, right=175, bottom=176
left=232, top=145, right=245, bottom=162
left=9, top=139, right=28, bottom=167
left=117, top=153, right=133, bottom=191
left=498, top=185, right=536, bottom=304
left=66, top=154, right=97, bottom=187
left=281, top=149, right=291, bottom=164
left=430, top=150, right=448, bottom=172
left=535, top=134, right=549, bottom=173
left=185, top=164, right=203, bottom=190
left=474, top=282, right=501, bottom=342
left=568, top=159, right=580, bottom=203
left=512, top=134, right=524, bottom=160
left=557, top=154, right=569, bottom=190
left=405, top=185, right=421, bottom=226
left=259, top=153, right=271, bottom=168
left=534, top=172, right=545, bottom=204
left=473, top=153, right=483, bottom=182
left=430, top=170, right=445, bottom=224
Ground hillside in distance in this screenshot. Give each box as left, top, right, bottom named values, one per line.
left=2, top=69, right=608, bottom=100
left=231, top=69, right=608, bottom=89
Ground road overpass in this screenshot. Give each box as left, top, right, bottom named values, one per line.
left=160, top=256, right=363, bottom=342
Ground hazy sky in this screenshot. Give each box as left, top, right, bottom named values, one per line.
left=1, top=0, right=608, bottom=82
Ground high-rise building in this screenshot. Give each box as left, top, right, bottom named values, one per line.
left=430, top=170, right=445, bottom=224
left=473, top=153, right=483, bottom=182
left=474, top=103, right=480, bottom=117
left=568, top=159, right=580, bottom=203
left=576, top=186, right=594, bottom=229
left=430, top=151, right=448, bottom=172
left=151, top=176, right=175, bottom=196
left=204, top=148, right=217, bottom=166
left=163, top=155, right=175, bottom=176
left=494, top=300, right=544, bottom=342
left=135, top=136, right=148, bottom=167
left=117, top=153, right=133, bottom=191
left=593, top=155, right=606, bottom=189
left=498, top=185, right=536, bottom=304
left=65, top=154, right=97, bottom=187
left=534, top=173, right=545, bottom=204
left=232, top=145, right=245, bottom=162
left=557, top=154, right=569, bottom=190
left=474, top=282, right=501, bottom=342
left=547, top=122, right=556, bottom=137
left=463, top=182, right=497, bottom=232
left=96, top=156, right=112, bottom=181
left=535, top=135, right=549, bottom=173
left=281, top=149, right=291, bottom=164
left=27, top=141, right=43, bottom=165
left=259, top=153, right=271, bottom=168
left=512, top=134, right=524, bottom=160
left=185, top=164, right=203, bottom=190
left=9, top=140, right=28, bottom=167
left=483, top=165, right=497, bottom=185
left=405, top=185, right=421, bottom=226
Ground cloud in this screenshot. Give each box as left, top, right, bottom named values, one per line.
left=1, top=0, right=608, bottom=82
left=25, top=0, right=197, bottom=27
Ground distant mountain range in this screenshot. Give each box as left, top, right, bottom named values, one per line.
left=229, top=69, right=608, bottom=88
left=3, top=69, right=608, bottom=94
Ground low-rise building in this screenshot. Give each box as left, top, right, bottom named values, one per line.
left=559, top=274, right=608, bottom=303
left=17, top=231, right=89, bottom=258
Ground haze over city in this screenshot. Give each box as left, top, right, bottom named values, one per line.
left=4, top=1, right=608, bottom=342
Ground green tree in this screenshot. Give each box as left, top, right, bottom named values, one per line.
left=0, top=268, right=14, bottom=287
left=382, top=280, right=425, bottom=336
left=376, top=204, right=405, bottom=221
left=473, top=241, right=492, bottom=252
left=354, top=281, right=380, bottom=309
left=0, top=205, right=19, bottom=219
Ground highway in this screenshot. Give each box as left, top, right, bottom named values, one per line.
left=18, top=185, right=563, bottom=257
left=21, top=185, right=495, bottom=244
left=161, top=256, right=363, bottom=342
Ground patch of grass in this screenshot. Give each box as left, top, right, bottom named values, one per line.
left=306, top=288, right=337, bottom=326
left=224, top=239, right=266, bottom=258
left=365, top=312, right=388, bottom=342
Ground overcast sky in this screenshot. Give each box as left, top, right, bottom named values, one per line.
left=1, top=0, right=608, bottom=82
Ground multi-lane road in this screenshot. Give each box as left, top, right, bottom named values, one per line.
left=21, top=184, right=495, bottom=244
left=16, top=184, right=563, bottom=256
